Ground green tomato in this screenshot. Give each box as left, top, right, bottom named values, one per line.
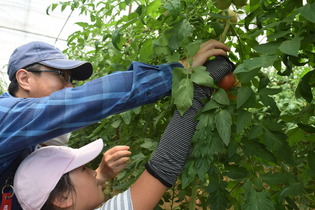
left=228, top=9, right=238, bottom=22
left=214, top=0, right=232, bottom=10
left=232, top=0, right=247, bottom=7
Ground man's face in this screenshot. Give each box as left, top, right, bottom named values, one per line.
left=26, top=65, right=73, bottom=98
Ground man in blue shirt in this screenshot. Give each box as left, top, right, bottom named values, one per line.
left=0, top=39, right=230, bottom=209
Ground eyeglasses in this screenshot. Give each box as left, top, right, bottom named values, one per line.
left=27, top=70, right=77, bottom=85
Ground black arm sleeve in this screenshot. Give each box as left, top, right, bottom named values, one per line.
left=145, top=56, right=235, bottom=187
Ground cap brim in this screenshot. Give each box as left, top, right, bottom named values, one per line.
left=39, top=59, right=93, bottom=81
left=65, top=138, right=104, bottom=173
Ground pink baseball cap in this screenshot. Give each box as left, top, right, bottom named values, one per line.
left=14, top=139, right=104, bottom=210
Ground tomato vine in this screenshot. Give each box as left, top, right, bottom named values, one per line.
left=48, top=0, right=315, bottom=209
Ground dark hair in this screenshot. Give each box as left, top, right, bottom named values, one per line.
left=8, top=63, right=42, bottom=96
left=41, top=173, right=76, bottom=210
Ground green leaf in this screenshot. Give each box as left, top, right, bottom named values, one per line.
left=264, top=130, right=286, bottom=151
left=140, top=138, right=158, bottom=151
left=131, top=152, right=146, bottom=164
left=298, top=3, right=315, bottom=23
left=258, top=88, right=282, bottom=95
left=135, top=5, right=143, bottom=16
left=191, top=66, right=215, bottom=87
left=261, top=172, right=294, bottom=185
left=139, top=39, right=153, bottom=62
left=207, top=181, right=229, bottom=210
left=296, top=74, right=313, bottom=103
left=112, top=18, right=137, bottom=50
left=163, top=0, right=181, bottom=19
left=243, top=186, right=275, bottom=210
left=120, top=111, right=131, bottom=124
left=237, top=68, right=260, bottom=83
left=260, top=95, right=280, bottom=117
left=224, top=165, right=249, bottom=179
left=112, top=29, right=122, bottom=50
left=172, top=67, right=188, bottom=96
left=308, top=151, right=315, bottom=173
left=167, top=19, right=194, bottom=52
left=267, top=30, right=291, bottom=40
left=202, top=100, right=220, bottom=112
left=212, top=89, right=230, bottom=105
left=166, top=52, right=180, bottom=63
left=234, top=55, right=279, bottom=74
left=182, top=160, right=197, bottom=188
left=253, top=42, right=280, bottom=54
left=215, top=109, right=232, bottom=145
left=75, top=22, right=90, bottom=28
left=209, top=133, right=225, bottom=156
left=111, top=119, right=121, bottom=128
left=285, top=197, right=300, bottom=210
left=263, top=120, right=283, bottom=131
left=196, top=111, right=215, bottom=131
left=237, top=86, right=253, bottom=108
left=195, top=158, right=211, bottom=180
left=173, top=78, right=194, bottom=115
left=236, top=110, right=252, bottom=134
left=146, top=0, right=161, bottom=16
left=280, top=182, right=304, bottom=198
left=279, top=36, right=304, bottom=57
left=184, top=40, right=203, bottom=64
left=287, top=127, right=305, bottom=146
left=248, top=125, right=264, bottom=139
left=243, top=140, right=277, bottom=163
left=297, top=123, right=315, bottom=133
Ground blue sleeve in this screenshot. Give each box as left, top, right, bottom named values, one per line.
left=0, top=62, right=183, bottom=173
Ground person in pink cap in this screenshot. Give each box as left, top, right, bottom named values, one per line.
left=13, top=55, right=235, bottom=210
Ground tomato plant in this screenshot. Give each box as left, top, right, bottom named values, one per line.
left=49, top=0, right=315, bottom=209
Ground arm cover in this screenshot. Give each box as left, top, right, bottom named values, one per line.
left=145, top=56, right=235, bottom=187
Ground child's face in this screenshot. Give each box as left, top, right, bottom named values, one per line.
left=69, top=165, right=105, bottom=209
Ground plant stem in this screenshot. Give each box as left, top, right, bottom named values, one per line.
left=220, top=20, right=231, bottom=43
left=189, top=178, right=198, bottom=210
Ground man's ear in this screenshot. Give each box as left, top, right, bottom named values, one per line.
left=51, top=193, right=74, bottom=208
left=15, top=69, right=31, bottom=91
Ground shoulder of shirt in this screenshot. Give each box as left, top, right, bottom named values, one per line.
left=95, top=188, right=133, bottom=210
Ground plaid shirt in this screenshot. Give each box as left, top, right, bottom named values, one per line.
left=0, top=61, right=182, bottom=209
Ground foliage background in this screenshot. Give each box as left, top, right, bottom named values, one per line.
left=49, top=0, right=315, bottom=209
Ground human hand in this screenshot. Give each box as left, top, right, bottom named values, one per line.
left=179, top=39, right=230, bottom=68
left=95, top=145, right=131, bottom=184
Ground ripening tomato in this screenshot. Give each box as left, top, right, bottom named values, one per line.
left=218, top=72, right=237, bottom=91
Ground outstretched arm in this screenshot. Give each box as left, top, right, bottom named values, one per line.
left=130, top=43, right=235, bottom=209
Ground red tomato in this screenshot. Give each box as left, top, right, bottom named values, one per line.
left=218, top=72, right=237, bottom=91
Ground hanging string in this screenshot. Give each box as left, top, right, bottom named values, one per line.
left=54, top=9, right=74, bottom=46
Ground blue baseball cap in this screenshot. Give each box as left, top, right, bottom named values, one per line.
left=7, top=41, right=93, bottom=81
